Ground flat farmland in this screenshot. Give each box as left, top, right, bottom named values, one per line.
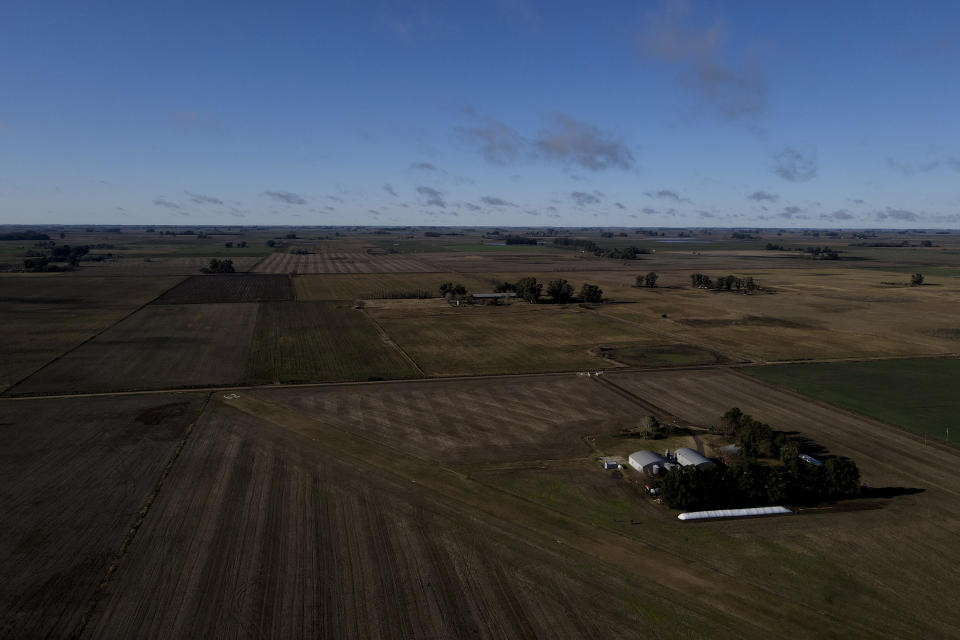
left=369, top=300, right=667, bottom=375
left=0, top=393, right=206, bottom=638
left=255, top=251, right=437, bottom=274
left=245, top=301, right=421, bottom=383
left=259, top=375, right=641, bottom=463
left=81, top=255, right=263, bottom=275
left=745, top=358, right=960, bottom=444
left=84, top=400, right=691, bottom=639
left=599, top=367, right=960, bottom=634
left=10, top=303, right=258, bottom=395
left=293, top=272, right=499, bottom=301
left=597, top=267, right=960, bottom=361
left=0, top=274, right=183, bottom=392
left=154, top=274, right=293, bottom=304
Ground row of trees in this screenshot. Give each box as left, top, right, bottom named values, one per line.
left=690, top=273, right=759, bottom=292
left=551, top=237, right=651, bottom=260
left=659, top=455, right=862, bottom=510
left=490, top=277, right=604, bottom=303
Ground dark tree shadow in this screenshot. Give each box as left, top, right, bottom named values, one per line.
left=860, top=486, right=925, bottom=499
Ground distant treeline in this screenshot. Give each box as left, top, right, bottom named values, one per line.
left=0, top=230, right=51, bottom=241
left=552, top=237, right=651, bottom=260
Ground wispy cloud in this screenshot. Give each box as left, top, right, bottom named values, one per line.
left=262, top=190, right=308, bottom=205
left=571, top=191, right=602, bottom=206
left=416, top=185, right=446, bottom=208
left=747, top=190, right=778, bottom=202
left=535, top=113, right=635, bottom=171
left=821, top=209, right=854, bottom=221
left=887, top=155, right=960, bottom=176
left=481, top=196, right=516, bottom=207
left=773, top=146, right=817, bottom=182
left=383, top=184, right=398, bottom=197
left=184, top=190, right=223, bottom=205
left=411, top=161, right=437, bottom=171
left=644, top=189, right=689, bottom=202
left=637, top=0, right=766, bottom=119
left=154, top=197, right=181, bottom=209
left=459, top=110, right=634, bottom=171
left=876, top=208, right=918, bottom=222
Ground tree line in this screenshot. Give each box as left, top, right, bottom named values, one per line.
left=552, top=237, right=651, bottom=260
left=690, top=273, right=759, bottom=292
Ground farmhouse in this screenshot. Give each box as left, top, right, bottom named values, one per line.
left=628, top=450, right=669, bottom=474
left=675, top=447, right=715, bottom=469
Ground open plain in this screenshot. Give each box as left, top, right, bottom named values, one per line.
left=2, top=225, right=960, bottom=639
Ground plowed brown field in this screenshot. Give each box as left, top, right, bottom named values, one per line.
left=256, top=252, right=436, bottom=273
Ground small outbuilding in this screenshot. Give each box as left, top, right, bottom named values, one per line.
left=675, top=447, right=715, bottom=469
left=628, top=450, right=669, bottom=474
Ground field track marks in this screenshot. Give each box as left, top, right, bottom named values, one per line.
left=73, top=393, right=212, bottom=638
left=1, top=275, right=188, bottom=396
left=592, top=376, right=699, bottom=428
left=584, top=306, right=757, bottom=364
left=360, top=309, right=426, bottom=377
left=221, top=393, right=866, bottom=637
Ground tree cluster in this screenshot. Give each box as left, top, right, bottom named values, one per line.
left=660, top=455, right=861, bottom=510
left=439, top=282, right=467, bottom=297
left=910, top=273, right=924, bottom=286
left=659, top=406, right=861, bottom=510
left=504, top=235, right=538, bottom=245
left=496, top=277, right=603, bottom=304
left=551, top=237, right=651, bottom=260
left=0, top=230, right=51, bottom=241
left=690, top=273, right=758, bottom=292
left=636, top=272, right=659, bottom=288
left=201, top=259, right=235, bottom=273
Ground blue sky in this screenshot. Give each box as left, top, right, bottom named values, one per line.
left=1, top=0, right=958, bottom=227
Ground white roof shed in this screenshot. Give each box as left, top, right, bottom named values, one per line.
left=675, top=447, right=715, bottom=469
left=628, top=450, right=668, bottom=473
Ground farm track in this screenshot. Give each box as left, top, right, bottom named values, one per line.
left=4, top=352, right=958, bottom=404
left=360, top=309, right=426, bottom=377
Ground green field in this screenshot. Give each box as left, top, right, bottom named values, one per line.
left=745, top=358, right=960, bottom=444
left=245, top=301, right=422, bottom=383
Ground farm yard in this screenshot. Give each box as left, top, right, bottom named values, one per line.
left=3, top=225, right=960, bottom=638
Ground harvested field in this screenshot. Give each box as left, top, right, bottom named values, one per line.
left=245, top=301, right=421, bottom=383
left=0, top=393, right=206, bottom=639
left=745, top=358, right=960, bottom=444
left=293, top=273, right=499, bottom=301
left=83, top=400, right=696, bottom=639
left=255, top=252, right=436, bottom=274
left=154, top=274, right=293, bottom=304
left=10, top=303, right=259, bottom=395
left=0, top=274, right=183, bottom=392
left=260, top=375, right=640, bottom=463
left=81, top=255, right=263, bottom=275
left=369, top=301, right=666, bottom=375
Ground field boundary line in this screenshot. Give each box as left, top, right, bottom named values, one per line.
left=360, top=309, right=427, bottom=377
left=728, top=367, right=960, bottom=459
left=72, top=392, right=211, bottom=638
left=0, top=275, right=189, bottom=396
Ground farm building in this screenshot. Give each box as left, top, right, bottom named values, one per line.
left=675, top=448, right=715, bottom=469
left=628, top=450, right=669, bottom=474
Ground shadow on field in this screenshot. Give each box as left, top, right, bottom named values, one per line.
left=860, top=486, right=925, bottom=499
left=782, top=433, right=831, bottom=458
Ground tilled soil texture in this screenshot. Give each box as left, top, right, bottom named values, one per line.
left=255, top=252, right=437, bottom=274
left=9, top=303, right=259, bottom=395
left=153, top=274, right=294, bottom=304
left=83, top=401, right=700, bottom=640
left=259, top=375, right=641, bottom=464
left=0, top=393, right=207, bottom=639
